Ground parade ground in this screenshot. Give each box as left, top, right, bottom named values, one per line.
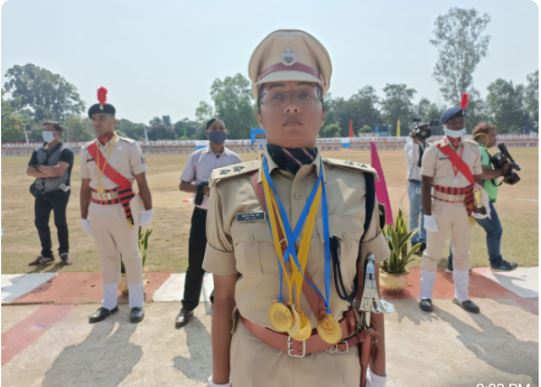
left=1, top=268, right=538, bottom=386
left=1, top=147, right=539, bottom=386
left=2, top=147, right=538, bottom=272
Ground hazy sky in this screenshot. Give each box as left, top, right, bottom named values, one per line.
left=1, top=0, right=538, bottom=124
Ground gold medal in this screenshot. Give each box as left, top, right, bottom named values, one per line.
left=317, top=314, right=342, bottom=345
left=268, top=301, right=293, bottom=332
left=287, top=306, right=301, bottom=337
left=289, top=310, right=312, bottom=341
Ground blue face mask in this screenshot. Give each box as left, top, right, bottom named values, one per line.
left=444, top=127, right=466, bottom=138
left=42, top=131, right=55, bottom=143
left=208, top=131, right=226, bottom=145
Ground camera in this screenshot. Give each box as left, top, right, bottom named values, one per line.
left=410, top=119, right=436, bottom=140
left=490, top=143, right=521, bottom=185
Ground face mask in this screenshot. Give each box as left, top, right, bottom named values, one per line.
left=208, top=131, right=226, bottom=145
left=444, top=127, right=466, bottom=138
left=42, top=131, right=55, bottom=143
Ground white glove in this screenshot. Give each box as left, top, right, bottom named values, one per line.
left=472, top=184, right=491, bottom=220
left=207, top=375, right=231, bottom=387
left=367, top=368, right=387, bottom=387
left=81, top=218, right=91, bottom=234
left=139, top=209, right=153, bottom=226
left=423, top=214, right=439, bottom=232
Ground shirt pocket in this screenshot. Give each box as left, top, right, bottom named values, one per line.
left=230, top=220, right=273, bottom=277
left=316, top=215, right=364, bottom=278
left=435, top=157, right=451, bottom=178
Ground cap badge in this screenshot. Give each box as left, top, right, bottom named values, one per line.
left=281, top=48, right=297, bottom=66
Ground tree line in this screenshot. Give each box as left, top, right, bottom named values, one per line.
left=2, top=7, right=538, bottom=143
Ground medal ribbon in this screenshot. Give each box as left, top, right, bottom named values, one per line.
left=261, top=157, right=332, bottom=314
left=262, top=157, right=320, bottom=305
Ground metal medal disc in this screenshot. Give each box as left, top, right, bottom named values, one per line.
left=287, top=306, right=302, bottom=337
left=290, top=310, right=312, bottom=341
left=317, top=314, right=342, bottom=345
left=268, top=301, right=293, bottom=332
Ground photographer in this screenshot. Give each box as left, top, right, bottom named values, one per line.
left=404, top=121, right=431, bottom=251
left=27, top=121, right=74, bottom=266
left=447, top=122, right=518, bottom=272
left=175, top=118, right=241, bottom=328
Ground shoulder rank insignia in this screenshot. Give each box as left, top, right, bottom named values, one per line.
left=323, top=158, right=377, bottom=175
left=210, top=159, right=260, bottom=187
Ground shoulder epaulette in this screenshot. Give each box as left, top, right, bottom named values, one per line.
left=117, top=136, right=136, bottom=144
left=210, top=159, right=260, bottom=187
left=323, top=158, right=376, bottom=175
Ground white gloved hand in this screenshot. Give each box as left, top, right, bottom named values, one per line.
left=423, top=214, right=439, bottom=232
left=366, top=368, right=387, bottom=387
left=81, top=218, right=91, bottom=234
left=472, top=184, right=491, bottom=220
left=139, top=209, right=153, bottom=226
left=207, top=375, right=231, bottom=387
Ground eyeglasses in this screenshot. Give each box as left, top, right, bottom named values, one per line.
left=260, top=90, right=321, bottom=106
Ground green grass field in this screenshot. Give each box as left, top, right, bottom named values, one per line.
left=2, top=147, right=538, bottom=273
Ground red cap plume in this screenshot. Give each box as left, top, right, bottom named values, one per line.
left=97, top=87, right=108, bottom=106
left=460, top=92, right=469, bottom=111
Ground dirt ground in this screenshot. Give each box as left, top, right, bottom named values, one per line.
left=1, top=146, right=537, bottom=273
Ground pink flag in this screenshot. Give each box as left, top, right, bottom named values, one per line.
left=370, top=142, right=393, bottom=225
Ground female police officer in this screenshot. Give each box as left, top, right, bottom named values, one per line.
left=202, top=30, right=390, bottom=387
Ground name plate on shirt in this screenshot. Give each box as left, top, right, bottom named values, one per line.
left=236, top=212, right=266, bottom=222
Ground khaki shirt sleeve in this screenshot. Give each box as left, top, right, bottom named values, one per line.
left=202, top=182, right=237, bottom=275
left=471, top=145, right=482, bottom=175
left=420, top=145, right=437, bottom=178
left=129, top=142, right=147, bottom=175
left=80, top=148, right=90, bottom=179
left=360, top=194, right=390, bottom=263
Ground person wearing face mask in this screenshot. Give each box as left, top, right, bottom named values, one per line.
left=418, top=101, right=484, bottom=314
left=175, top=118, right=241, bottom=328
left=202, top=30, right=390, bottom=387
left=446, top=123, right=518, bottom=272
left=80, top=87, right=153, bottom=324
left=27, top=121, right=74, bottom=266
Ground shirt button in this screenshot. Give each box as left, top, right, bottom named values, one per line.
left=294, top=192, right=302, bottom=200
left=247, top=234, right=255, bottom=242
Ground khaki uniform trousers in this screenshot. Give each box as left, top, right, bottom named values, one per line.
left=230, top=321, right=361, bottom=387
left=421, top=199, right=471, bottom=272
left=89, top=203, right=143, bottom=295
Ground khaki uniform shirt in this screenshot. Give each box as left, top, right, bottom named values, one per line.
left=203, top=149, right=390, bottom=328
left=421, top=137, right=482, bottom=200
left=80, top=135, right=147, bottom=189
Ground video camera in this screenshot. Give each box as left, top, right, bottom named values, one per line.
left=410, top=118, right=438, bottom=141
left=490, top=143, right=521, bottom=185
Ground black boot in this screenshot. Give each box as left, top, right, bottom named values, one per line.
left=419, top=299, right=433, bottom=312
left=88, top=306, right=119, bottom=323
left=175, top=308, right=194, bottom=328
left=129, top=307, right=145, bottom=323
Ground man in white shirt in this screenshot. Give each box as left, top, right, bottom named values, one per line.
left=175, top=118, right=242, bottom=328
left=404, top=123, right=430, bottom=251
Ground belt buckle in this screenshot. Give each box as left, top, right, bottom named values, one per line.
left=97, top=192, right=105, bottom=200
left=330, top=339, right=349, bottom=354
left=106, top=192, right=112, bottom=200
left=287, top=336, right=306, bottom=358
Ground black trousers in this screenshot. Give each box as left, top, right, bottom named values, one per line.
left=34, top=190, right=70, bottom=257
left=182, top=207, right=208, bottom=311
